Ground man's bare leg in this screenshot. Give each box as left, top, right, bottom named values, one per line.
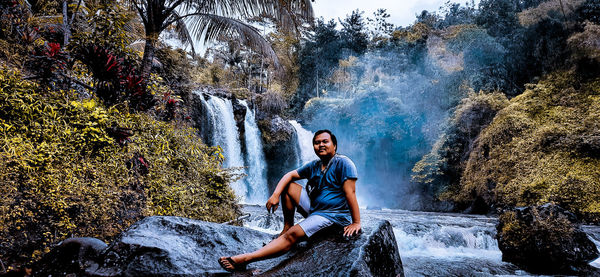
left=280, top=182, right=303, bottom=236
left=219, top=225, right=306, bottom=270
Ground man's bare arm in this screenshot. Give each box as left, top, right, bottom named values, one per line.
left=265, top=170, right=301, bottom=213
left=342, top=178, right=361, bottom=236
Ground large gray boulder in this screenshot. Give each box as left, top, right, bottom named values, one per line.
left=496, top=203, right=600, bottom=274
left=261, top=220, right=403, bottom=277
left=36, top=216, right=403, bottom=276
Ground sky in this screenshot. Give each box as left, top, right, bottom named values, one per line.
left=312, top=0, right=479, bottom=28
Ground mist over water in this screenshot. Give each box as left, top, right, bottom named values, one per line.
left=295, top=14, right=514, bottom=209
left=301, top=52, right=457, bottom=209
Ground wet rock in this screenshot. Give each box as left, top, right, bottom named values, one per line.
left=231, top=97, right=247, bottom=141
left=496, top=203, right=600, bottom=274
left=257, top=115, right=300, bottom=192
left=263, top=220, right=404, bottom=277
left=32, top=237, right=107, bottom=276
left=188, top=91, right=214, bottom=144
left=71, top=216, right=403, bottom=276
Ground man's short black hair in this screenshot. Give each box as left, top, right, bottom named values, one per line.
left=313, top=129, right=337, bottom=148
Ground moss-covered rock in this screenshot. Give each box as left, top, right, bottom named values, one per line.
left=412, top=91, right=509, bottom=209
left=453, top=71, right=600, bottom=220
left=496, top=203, right=599, bottom=274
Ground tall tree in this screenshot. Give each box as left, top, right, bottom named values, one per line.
left=339, top=9, right=369, bottom=56
left=131, top=0, right=314, bottom=79
left=293, top=19, right=340, bottom=111
left=367, top=8, right=394, bottom=41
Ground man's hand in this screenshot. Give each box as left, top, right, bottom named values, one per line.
left=265, top=195, right=279, bottom=213
left=343, top=222, right=361, bottom=237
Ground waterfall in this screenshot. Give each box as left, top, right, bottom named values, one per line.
left=240, top=100, right=268, bottom=204
left=194, top=92, right=270, bottom=203
left=289, top=120, right=315, bottom=166
left=205, top=95, right=247, bottom=199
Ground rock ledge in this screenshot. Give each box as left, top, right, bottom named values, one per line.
left=34, top=216, right=404, bottom=277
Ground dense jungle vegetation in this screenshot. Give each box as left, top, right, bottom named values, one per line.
left=0, top=0, right=313, bottom=269
left=0, top=0, right=599, bottom=271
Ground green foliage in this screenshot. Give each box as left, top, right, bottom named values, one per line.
left=339, top=10, right=370, bottom=56
left=154, top=47, right=194, bottom=98
left=294, top=17, right=369, bottom=113
left=0, top=68, right=239, bottom=267
left=412, top=91, right=509, bottom=199
left=257, top=90, right=288, bottom=116
left=518, top=0, right=585, bottom=27
left=391, top=22, right=432, bottom=44
left=67, top=4, right=157, bottom=111
left=267, top=31, right=301, bottom=99
left=568, top=21, right=600, bottom=63
left=454, top=71, right=600, bottom=221
left=68, top=3, right=138, bottom=57
left=0, top=1, right=34, bottom=64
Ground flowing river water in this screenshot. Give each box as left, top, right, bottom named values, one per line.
left=191, top=92, right=600, bottom=275
left=241, top=205, right=600, bottom=277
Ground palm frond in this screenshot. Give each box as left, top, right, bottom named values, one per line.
left=183, top=13, right=280, bottom=67
left=122, top=12, right=146, bottom=41
left=16, top=0, right=33, bottom=14
left=28, top=15, right=63, bottom=26
left=181, top=0, right=314, bottom=34
left=171, top=10, right=196, bottom=55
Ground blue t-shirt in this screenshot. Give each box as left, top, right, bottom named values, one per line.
left=296, top=154, right=358, bottom=226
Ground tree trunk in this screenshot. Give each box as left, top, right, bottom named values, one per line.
left=62, top=0, right=70, bottom=45
left=141, top=33, right=159, bottom=80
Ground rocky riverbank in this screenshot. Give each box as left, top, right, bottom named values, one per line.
left=32, top=216, right=404, bottom=276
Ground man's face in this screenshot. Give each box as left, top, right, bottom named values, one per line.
left=313, top=132, right=336, bottom=158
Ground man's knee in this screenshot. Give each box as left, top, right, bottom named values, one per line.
left=285, top=182, right=302, bottom=205
left=282, top=226, right=305, bottom=245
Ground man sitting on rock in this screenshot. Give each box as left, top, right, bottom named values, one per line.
left=219, top=129, right=361, bottom=272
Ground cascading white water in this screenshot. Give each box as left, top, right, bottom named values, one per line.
left=205, top=95, right=248, bottom=199
left=289, top=120, right=315, bottom=166
left=240, top=100, right=268, bottom=204
left=240, top=205, right=600, bottom=276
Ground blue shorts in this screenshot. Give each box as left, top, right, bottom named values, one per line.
left=296, top=188, right=334, bottom=237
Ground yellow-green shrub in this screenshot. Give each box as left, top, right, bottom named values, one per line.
left=455, top=71, right=600, bottom=221
left=0, top=68, right=240, bottom=267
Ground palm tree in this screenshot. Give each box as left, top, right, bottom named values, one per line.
left=130, top=0, right=314, bottom=79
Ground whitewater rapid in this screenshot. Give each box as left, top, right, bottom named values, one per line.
left=241, top=205, right=600, bottom=277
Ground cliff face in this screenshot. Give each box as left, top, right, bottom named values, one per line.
left=411, top=91, right=510, bottom=212
left=453, top=71, right=600, bottom=221
left=257, top=115, right=300, bottom=193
